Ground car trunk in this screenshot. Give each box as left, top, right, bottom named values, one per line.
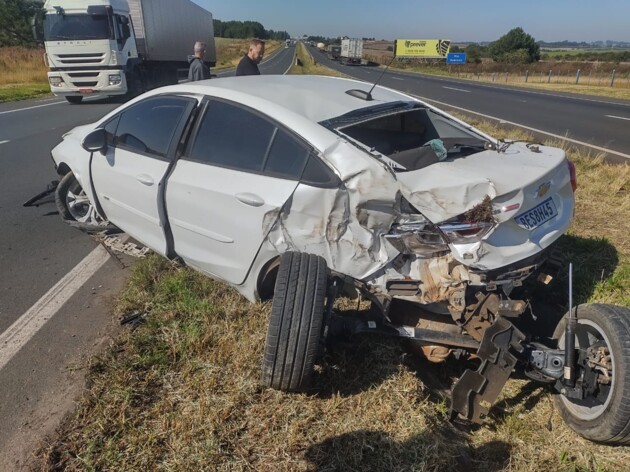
left=396, top=143, right=575, bottom=270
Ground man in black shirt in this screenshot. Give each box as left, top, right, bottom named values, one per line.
left=236, top=39, right=265, bottom=76
left=188, top=41, right=210, bottom=81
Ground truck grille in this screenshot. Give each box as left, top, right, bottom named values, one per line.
left=66, top=71, right=99, bottom=87
left=55, top=53, right=105, bottom=65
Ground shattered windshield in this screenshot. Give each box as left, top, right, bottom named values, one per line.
left=331, top=105, right=491, bottom=172
left=44, top=14, right=113, bottom=41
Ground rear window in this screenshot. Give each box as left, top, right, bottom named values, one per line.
left=336, top=107, right=490, bottom=172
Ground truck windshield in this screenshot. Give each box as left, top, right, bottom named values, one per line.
left=44, top=14, right=113, bottom=41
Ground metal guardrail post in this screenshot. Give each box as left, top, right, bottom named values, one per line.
left=548, top=70, right=552, bottom=83
left=525, top=70, right=528, bottom=83
left=610, top=69, right=616, bottom=87
left=575, top=69, right=580, bottom=85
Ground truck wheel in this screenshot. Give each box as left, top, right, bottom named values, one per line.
left=65, top=96, right=83, bottom=104
left=55, top=172, right=114, bottom=232
left=261, top=252, right=328, bottom=392
left=553, top=304, right=630, bottom=444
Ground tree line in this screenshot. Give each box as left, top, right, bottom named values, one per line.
left=213, top=20, right=289, bottom=40
left=0, top=0, right=44, bottom=47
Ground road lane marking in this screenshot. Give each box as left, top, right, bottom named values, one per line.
left=391, top=77, right=404, bottom=81
left=413, top=94, right=630, bottom=161
left=605, top=115, right=630, bottom=121
left=443, top=86, right=470, bottom=93
left=0, top=245, right=110, bottom=371
left=0, top=140, right=9, bottom=145
left=0, top=100, right=65, bottom=115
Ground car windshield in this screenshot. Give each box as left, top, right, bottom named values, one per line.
left=44, top=14, right=113, bottom=41
left=325, top=103, right=491, bottom=172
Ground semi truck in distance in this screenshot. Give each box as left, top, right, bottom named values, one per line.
left=340, top=38, right=363, bottom=65
left=35, top=0, right=216, bottom=103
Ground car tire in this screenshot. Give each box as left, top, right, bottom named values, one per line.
left=553, top=303, right=630, bottom=444
left=261, top=252, right=328, bottom=392
left=55, top=171, right=115, bottom=232
left=65, top=96, right=83, bottom=104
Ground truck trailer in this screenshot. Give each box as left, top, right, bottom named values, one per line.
left=36, top=0, right=215, bottom=103
left=340, top=38, right=363, bottom=65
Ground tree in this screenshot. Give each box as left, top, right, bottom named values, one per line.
left=0, top=0, right=44, bottom=46
left=488, top=27, right=540, bottom=63
left=464, top=43, right=486, bottom=64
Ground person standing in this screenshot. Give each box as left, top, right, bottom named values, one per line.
left=236, top=39, right=265, bottom=76
left=188, top=41, right=210, bottom=81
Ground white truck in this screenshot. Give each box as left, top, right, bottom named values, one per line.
left=340, top=38, right=363, bottom=65
left=36, top=0, right=215, bottom=103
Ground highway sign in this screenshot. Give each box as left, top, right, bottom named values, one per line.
left=446, top=53, right=467, bottom=64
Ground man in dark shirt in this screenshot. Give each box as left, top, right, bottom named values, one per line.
left=188, top=41, right=210, bottom=81
left=236, top=39, right=265, bottom=76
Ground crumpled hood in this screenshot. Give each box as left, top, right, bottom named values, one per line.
left=396, top=142, right=567, bottom=223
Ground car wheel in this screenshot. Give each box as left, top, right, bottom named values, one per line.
left=65, top=96, right=83, bottom=104
left=261, top=252, right=328, bottom=392
left=553, top=303, right=630, bottom=444
left=55, top=172, right=114, bottom=231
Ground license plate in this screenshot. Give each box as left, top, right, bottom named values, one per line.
left=514, top=197, right=558, bottom=230
left=79, top=88, right=93, bottom=94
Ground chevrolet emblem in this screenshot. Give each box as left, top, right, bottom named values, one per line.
left=536, top=182, right=551, bottom=198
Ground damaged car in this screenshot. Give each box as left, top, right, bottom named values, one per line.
left=50, top=75, right=630, bottom=444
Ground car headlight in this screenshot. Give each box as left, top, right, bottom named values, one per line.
left=109, top=74, right=122, bottom=86
left=438, top=221, right=494, bottom=244
left=49, top=76, right=64, bottom=86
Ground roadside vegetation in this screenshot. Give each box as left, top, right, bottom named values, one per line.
left=37, top=79, right=630, bottom=470
left=214, top=38, right=283, bottom=71
left=289, top=41, right=346, bottom=77
left=0, top=46, right=49, bottom=102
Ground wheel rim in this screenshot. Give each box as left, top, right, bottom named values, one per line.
left=558, top=319, right=614, bottom=421
left=66, top=183, right=107, bottom=226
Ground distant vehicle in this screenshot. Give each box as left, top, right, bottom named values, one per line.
left=34, top=0, right=216, bottom=104
left=317, top=42, right=325, bottom=51
left=46, top=76, right=630, bottom=446
left=327, top=44, right=341, bottom=61
left=340, top=38, right=363, bottom=65
left=285, top=39, right=290, bottom=48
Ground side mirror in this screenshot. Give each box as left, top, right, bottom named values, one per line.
left=31, top=10, right=45, bottom=42
left=82, top=128, right=107, bottom=154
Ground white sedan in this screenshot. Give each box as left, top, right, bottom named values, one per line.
left=50, top=75, right=630, bottom=444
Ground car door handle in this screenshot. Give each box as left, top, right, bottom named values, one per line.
left=136, top=174, right=154, bottom=186
left=235, top=192, right=265, bottom=207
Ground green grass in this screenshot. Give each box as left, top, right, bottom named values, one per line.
left=37, top=70, right=630, bottom=471
left=0, top=84, right=50, bottom=102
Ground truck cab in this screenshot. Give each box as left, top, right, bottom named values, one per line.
left=41, top=0, right=137, bottom=102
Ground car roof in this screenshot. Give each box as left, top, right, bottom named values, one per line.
left=155, top=75, right=417, bottom=124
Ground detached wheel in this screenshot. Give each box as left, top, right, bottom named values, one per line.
left=553, top=303, right=630, bottom=444
left=55, top=172, right=113, bottom=231
left=65, top=96, right=83, bottom=104
left=262, top=252, right=328, bottom=392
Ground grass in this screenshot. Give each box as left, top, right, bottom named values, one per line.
left=36, top=64, right=630, bottom=471
left=288, top=41, right=346, bottom=77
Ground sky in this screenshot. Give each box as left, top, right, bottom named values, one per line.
left=193, top=0, right=629, bottom=43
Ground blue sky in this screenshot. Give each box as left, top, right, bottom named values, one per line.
left=193, top=0, right=629, bottom=43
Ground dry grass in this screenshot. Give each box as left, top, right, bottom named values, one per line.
left=0, top=46, right=50, bottom=102
left=37, top=70, right=630, bottom=471
left=289, top=41, right=346, bottom=77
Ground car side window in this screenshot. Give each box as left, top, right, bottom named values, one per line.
left=103, top=115, right=120, bottom=146
left=114, top=97, right=190, bottom=159
left=189, top=100, right=274, bottom=172
left=263, top=129, right=310, bottom=179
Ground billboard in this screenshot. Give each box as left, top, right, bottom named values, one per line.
left=394, top=39, right=451, bottom=58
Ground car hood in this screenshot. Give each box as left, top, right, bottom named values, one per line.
left=396, top=142, right=567, bottom=223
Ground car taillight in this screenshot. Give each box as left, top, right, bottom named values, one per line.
left=438, top=221, right=495, bottom=244
left=567, top=160, right=577, bottom=192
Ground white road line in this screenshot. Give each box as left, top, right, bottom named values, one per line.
left=0, top=245, right=110, bottom=371
left=391, top=77, right=404, bottom=81
left=605, top=115, right=630, bottom=121
left=443, top=86, right=470, bottom=93
left=413, top=94, right=630, bottom=161
left=0, top=100, right=65, bottom=115
left=0, top=140, right=9, bottom=145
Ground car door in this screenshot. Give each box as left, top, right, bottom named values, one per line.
left=91, top=95, right=195, bottom=255
left=165, top=98, right=311, bottom=285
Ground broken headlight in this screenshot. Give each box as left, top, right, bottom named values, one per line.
left=438, top=221, right=494, bottom=244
